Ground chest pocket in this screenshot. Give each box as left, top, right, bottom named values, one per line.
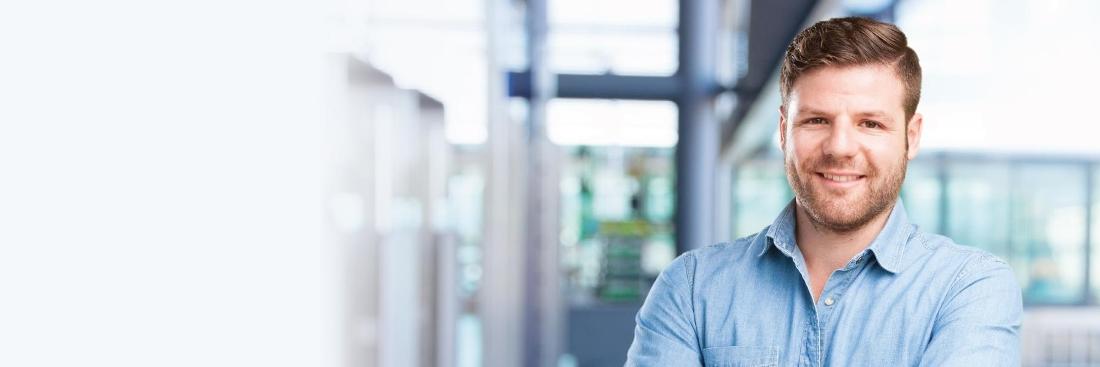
left=702, top=345, right=779, bottom=367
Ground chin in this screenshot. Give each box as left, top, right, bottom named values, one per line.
left=803, top=196, right=877, bottom=231
left=819, top=212, right=866, bottom=229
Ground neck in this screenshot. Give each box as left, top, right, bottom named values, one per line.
left=794, top=203, right=894, bottom=272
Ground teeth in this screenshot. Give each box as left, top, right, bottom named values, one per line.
left=823, top=173, right=860, bottom=182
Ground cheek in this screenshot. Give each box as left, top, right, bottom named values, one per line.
left=866, top=141, right=908, bottom=167
left=788, top=145, right=815, bottom=170
left=788, top=133, right=823, bottom=160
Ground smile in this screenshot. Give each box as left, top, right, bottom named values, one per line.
left=815, top=172, right=867, bottom=187
left=821, top=173, right=862, bottom=182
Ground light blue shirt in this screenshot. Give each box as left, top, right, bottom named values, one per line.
left=626, top=200, right=1022, bottom=366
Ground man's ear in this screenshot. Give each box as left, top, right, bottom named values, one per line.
left=906, top=112, right=923, bottom=160
left=778, top=106, right=788, bottom=153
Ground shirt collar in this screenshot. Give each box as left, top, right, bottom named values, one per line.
left=761, top=202, right=799, bottom=259
left=761, top=199, right=914, bottom=274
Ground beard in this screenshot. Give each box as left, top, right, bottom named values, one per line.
left=784, top=152, right=907, bottom=233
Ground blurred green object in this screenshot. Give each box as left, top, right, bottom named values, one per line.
left=597, top=220, right=670, bottom=302
left=562, top=146, right=677, bottom=304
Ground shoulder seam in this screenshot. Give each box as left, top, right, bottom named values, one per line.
left=681, top=251, right=702, bottom=350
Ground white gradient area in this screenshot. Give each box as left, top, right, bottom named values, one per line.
left=0, top=0, right=334, bottom=366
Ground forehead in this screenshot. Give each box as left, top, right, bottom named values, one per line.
left=788, top=64, right=906, bottom=116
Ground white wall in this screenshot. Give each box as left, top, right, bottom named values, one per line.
left=0, top=0, right=339, bottom=366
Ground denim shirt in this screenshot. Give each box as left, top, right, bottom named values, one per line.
left=625, top=200, right=1022, bottom=366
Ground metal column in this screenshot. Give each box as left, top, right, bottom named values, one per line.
left=676, top=0, right=720, bottom=253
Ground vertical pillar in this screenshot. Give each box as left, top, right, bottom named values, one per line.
left=522, top=0, right=562, bottom=365
left=676, top=0, right=720, bottom=253
left=483, top=0, right=524, bottom=366
left=1084, top=162, right=1094, bottom=304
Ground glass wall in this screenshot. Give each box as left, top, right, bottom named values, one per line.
left=1010, top=163, right=1088, bottom=304
left=940, top=161, right=1013, bottom=272
left=731, top=156, right=790, bottom=239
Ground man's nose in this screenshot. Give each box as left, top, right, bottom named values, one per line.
left=822, top=120, right=858, bottom=158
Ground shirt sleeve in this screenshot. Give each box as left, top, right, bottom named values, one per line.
left=919, top=253, right=1023, bottom=366
left=624, top=253, right=703, bottom=367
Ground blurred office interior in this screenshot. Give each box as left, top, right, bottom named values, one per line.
left=4, top=0, right=1100, bottom=366
left=347, top=0, right=1100, bottom=366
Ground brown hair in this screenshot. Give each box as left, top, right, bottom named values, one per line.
left=780, top=17, right=922, bottom=120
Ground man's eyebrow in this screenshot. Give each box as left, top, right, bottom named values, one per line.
left=793, top=108, right=898, bottom=122
left=795, top=108, right=831, bottom=116
left=855, top=110, right=896, bottom=122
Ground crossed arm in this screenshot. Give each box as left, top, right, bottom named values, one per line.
left=624, top=253, right=1022, bottom=366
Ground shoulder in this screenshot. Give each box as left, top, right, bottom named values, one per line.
left=660, top=229, right=771, bottom=286
left=685, top=229, right=770, bottom=267
left=908, top=230, right=1018, bottom=295
left=912, top=233, right=1023, bottom=365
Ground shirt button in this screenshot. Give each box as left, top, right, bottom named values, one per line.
left=824, top=297, right=835, bottom=306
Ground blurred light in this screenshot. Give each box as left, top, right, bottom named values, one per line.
left=897, top=0, right=1100, bottom=155
left=547, top=99, right=678, bottom=147
left=640, top=239, right=675, bottom=275
left=548, top=0, right=678, bottom=76
left=549, top=0, right=677, bottom=28
left=363, top=16, right=489, bottom=145
left=548, top=30, right=678, bottom=76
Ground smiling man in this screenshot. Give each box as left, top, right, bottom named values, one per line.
left=625, top=17, right=1022, bottom=366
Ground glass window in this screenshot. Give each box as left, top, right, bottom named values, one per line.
left=943, top=161, right=1088, bottom=304
left=732, top=159, right=790, bottom=238
left=1011, top=164, right=1087, bottom=304
left=901, top=159, right=942, bottom=234
left=944, top=161, right=1013, bottom=259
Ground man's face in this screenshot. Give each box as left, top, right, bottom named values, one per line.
left=780, top=64, right=922, bottom=233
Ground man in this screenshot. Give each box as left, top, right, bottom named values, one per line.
left=625, top=17, right=1021, bottom=366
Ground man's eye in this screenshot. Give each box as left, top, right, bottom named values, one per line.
left=806, top=118, right=827, bottom=125
left=862, top=120, right=883, bottom=129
